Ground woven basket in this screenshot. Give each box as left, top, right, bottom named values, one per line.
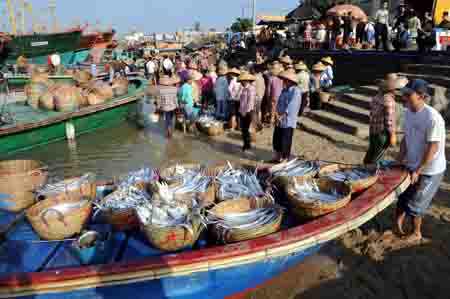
left=206, top=126, right=224, bottom=137
left=0, top=160, right=48, bottom=212
left=286, top=178, right=352, bottom=219
left=26, top=197, right=92, bottom=240
left=37, top=175, right=97, bottom=202
left=210, top=197, right=282, bottom=243
left=318, top=164, right=378, bottom=193
left=98, top=188, right=139, bottom=231
left=270, top=162, right=319, bottom=196
left=141, top=217, right=204, bottom=251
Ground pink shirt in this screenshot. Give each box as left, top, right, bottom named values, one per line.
left=239, top=85, right=256, bottom=115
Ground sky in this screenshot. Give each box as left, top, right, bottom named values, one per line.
left=1, top=0, right=298, bottom=34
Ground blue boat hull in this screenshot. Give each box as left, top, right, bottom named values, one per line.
left=11, top=244, right=322, bottom=299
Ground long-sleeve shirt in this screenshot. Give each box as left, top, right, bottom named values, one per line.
left=324, top=66, right=334, bottom=83
left=228, top=78, right=242, bottom=101
left=200, top=76, right=213, bottom=95
left=309, top=74, right=332, bottom=93
left=369, top=92, right=396, bottom=135
left=297, top=71, right=310, bottom=92
left=254, top=73, right=266, bottom=103
left=276, top=85, right=302, bottom=129
left=157, top=86, right=178, bottom=112
left=239, top=85, right=256, bottom=115
left=178, top=83, right=194, bottom=107
left=268, top=75, right=283, bottom=106
left=214, top=76, right=230, bottom=102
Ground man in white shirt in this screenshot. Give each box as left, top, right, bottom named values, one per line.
left=375, top=2, right=390, bottom=51
left=146, top=57, right=156, bottom=82
left=396, top=79, right=447, bottom=242
left=162, top=55, right=174, bottom=76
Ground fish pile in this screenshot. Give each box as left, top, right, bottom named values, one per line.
left=324, top=168, right=374, bottom=182
left=271, top=159, right=319, bottom=177
left=164, top=165, right=212, bottom=194
left=291, top=180, right=342, bottom=203
left=118, top=168, right=158, bottom=189
left=36, top=173, right=96, bottom=198
left=197, top=115, right=223, bottom=128
left=208, top=206, right=282, bottom=241
left=95, top=185, right=151, bottom=212
left=215, top=164, right=267, bottom=201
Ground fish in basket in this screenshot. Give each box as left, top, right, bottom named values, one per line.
left=269, top=159, right=321, bottom=196
left=26, top=197, right=93, bottom=240
left=286, top=178, right=352, bottom=219
left=318, top=164, right=379, bottom=193
left=214, top=162, right=270, bottom=203
left=36, top=173, right=97, bottom=202
left=196, top=115, right=225, bottom=137
left=94, top=168, right=158, bottom=231
left=136, top=182, right=206, bottom=251
left=207, top=197, right=283, bottom=243
left=159, top=164, right=215, bottom=207
left=0, top=160, right=48, bottom=212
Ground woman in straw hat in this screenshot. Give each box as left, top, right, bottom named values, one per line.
left=295, top=61, right=310, bottom=116
left=364, top=73, right=408, bottom=164
left=265, top=62, right=284, bottom=126
left=157, top=75, right=180, bottom=138
left=272, top=69, right=303, bottom=163
left=214, top=65, right=230, bottom=120
left=309, top=62, right=332, bottom=110
left=320, top=56, right=334, bottom=87
left=178, top=72, right=200, bottom=132
left=227, top=67, right=242, bottom=129
left=238, top=72, right=257, bottom=153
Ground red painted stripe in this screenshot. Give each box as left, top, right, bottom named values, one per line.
left=0, top=169, right=407, bottom=288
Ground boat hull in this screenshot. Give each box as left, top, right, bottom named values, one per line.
left=1, top=244, right=322, bottom=299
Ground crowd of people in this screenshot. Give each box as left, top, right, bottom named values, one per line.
left=259, top=2, right=450, bottom=54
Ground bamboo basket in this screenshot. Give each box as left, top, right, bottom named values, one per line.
left=26, top=197, right=92, bottom=240
left=140, top=217, right=205, bottom=251
left=286, top=178, right=352, bottom=219
left=100, top=207, right=139, bottom=232
left=0, top=160, right=48, bottom=212
left=37, top=174, right=97, bottom=202
left=270, top=161, right=320, bottom=196
left=209, top=197, right=283, bottom=243
left=318, top=164, right=378, bottom=193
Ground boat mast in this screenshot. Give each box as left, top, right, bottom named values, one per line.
left=48, top=0, right=57, bottom=32
left=7, top=0, right=17, bottom=34
left=20, top=0, right=25, bottom=33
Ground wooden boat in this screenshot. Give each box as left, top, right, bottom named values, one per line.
left=0, top=167, right=409, bottom=299
left=0, top=78, right=145, bottom=156
left=6, top=75, right=75, bottom=88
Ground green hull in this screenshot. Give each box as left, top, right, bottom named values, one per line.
left=0, top=78, right=146, bottom=156
left=7, top=76, right=75, bottom=88
left=4, top=30, right=82, bottom=65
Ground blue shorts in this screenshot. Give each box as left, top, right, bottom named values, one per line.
left=397, top=172, right=444, bottom=217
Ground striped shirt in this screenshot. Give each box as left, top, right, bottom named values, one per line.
left=369, top=92, right=396, bottom=135
left=239, top=85, right=257, bottom=115
left=158, top=86, right=178, bottom=112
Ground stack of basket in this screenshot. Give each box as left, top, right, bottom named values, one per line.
left=318, top=164, right=379, bottom=193
left=0, top=160, right=48, bottom=212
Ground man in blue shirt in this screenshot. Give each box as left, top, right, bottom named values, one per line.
left=272, top=70, right=302, bottom=163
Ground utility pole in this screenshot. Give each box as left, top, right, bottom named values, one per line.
left=48, top=0, right=57, bottom=32
left=252, top=0, right=256, bottom=34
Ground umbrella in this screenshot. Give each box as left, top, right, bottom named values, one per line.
left=327, top=5, right=368, bottom=22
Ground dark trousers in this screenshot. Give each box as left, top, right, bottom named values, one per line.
left=273, top=126, right=294, bottom=159
left=240, top=113, right=253, bottom=150
left=375, top=23, right=389, bottom=51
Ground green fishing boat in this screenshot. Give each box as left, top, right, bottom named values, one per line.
left=0, top=78, right=146, bottom=156
left=3, top=30, right=82, bottom=65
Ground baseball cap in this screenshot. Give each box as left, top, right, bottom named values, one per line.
left=401, top=79, right=430, bottom=96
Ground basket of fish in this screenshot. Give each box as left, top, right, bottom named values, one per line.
left=214, top=163, right=270, bottom=203
left=136, top=182, right=206, bottom=251
left=26, top=197, right=93, bottom=240
left=196, top=115, right=224, bottom=137
left=269, top=159, right=321, bottom=195
left=318, top=165, right=379, bottom=193
left=94, top=168, right=158, bottom=231
left=287, top=178, right=352, bottom=219
left=0, top=160, right=48, bottom=212
left=207, top=197, right=283, bottom=243
left=36, top=173, right=97, bottom=202
left=159, top=164, right=216, bottom=207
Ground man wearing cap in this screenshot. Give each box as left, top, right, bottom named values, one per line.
left=238, top=72, right=257, bottom=153
left=364, top=73, right=407, bottom=164
left=272, top=70, right=303, bottom=163
left=309, top=62, right=332, bottom=110
left=214, top=65, right=230, bottom=121
left=157, top=75, right=180, bottom=139
left=396, top=79, right=447, bottom=242
left=320, top=57, right=334, bottom=87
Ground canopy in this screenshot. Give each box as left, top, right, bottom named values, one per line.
left=286, top=3, right=321, bottom=21
left=326, top=4, right=368, bottom=21
left=257, top=15, right=287, bottom=26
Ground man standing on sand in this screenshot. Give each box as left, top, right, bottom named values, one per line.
left=396, top=79, right=447, bottom=242
left=375, top=2, right=390, bottom=51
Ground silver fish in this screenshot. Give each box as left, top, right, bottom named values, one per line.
left=325, top=168, right=373, bottom=182
left=291, top=180, right=342, bottom=204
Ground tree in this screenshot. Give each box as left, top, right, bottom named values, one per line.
left=230, top=18, right=253, bottom=33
